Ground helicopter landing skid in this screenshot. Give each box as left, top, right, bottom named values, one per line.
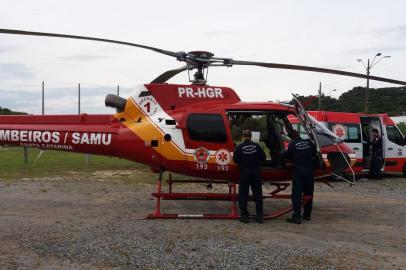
left=147, top=173, right=311, bottom=220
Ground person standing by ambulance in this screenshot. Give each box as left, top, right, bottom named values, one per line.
left=369, top=128, right=383, bottom=180
left=233, top=129, right=266, bottom=224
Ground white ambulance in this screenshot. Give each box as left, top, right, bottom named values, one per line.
left=304, top=111, right=406, bottom=177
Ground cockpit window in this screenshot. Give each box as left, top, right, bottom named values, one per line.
left=291, top=123, right=310, bottom=140
left=187, top=113, right=227, bottom=143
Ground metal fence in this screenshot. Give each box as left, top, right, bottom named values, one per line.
left=18, top=82, right=121, bottom=165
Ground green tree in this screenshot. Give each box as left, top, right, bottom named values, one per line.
left=0, top=106, right=27, bottom=115
left=398, top=122, right=406, bottom=136
left=298, top=86, right=406, bottom=115
left=338, top=86, right=365, bottom=112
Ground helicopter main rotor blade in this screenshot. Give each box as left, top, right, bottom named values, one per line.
left=0, top=28, right=182, bottom=59
left=151, top=65, right=189, bottom=83
left=230, top=60, right=406, bottom=86
left=1, top=28, right=405, bottom=86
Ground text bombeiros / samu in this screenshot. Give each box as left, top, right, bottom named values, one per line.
left=0, top=130, right=112, bottom=145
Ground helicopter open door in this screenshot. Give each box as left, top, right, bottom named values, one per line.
left=291, top=94, right=323, bottom=168
left=291, top=95, right=355, bottom=182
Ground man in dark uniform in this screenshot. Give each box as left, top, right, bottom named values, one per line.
left=233, top=129, right=266, bottom=224
left=283, top=130, right=316, bottom=224
left=369, top=128, right=383, bottom=180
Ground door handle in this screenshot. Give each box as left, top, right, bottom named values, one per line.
left=353, top=147, right=359, bottom=150
left=388, top=147, right=393, bottom=150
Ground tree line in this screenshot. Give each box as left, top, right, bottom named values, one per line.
left=297, top=86, right=406, bottom=134
left=2, top=86, right=405, bottom=115
left=0, top=107, right=27, bottom=115
left=298, top=86, right=406, bottom=116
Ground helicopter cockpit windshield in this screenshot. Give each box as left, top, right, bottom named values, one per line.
left=294, top=115, right=342, bottom=147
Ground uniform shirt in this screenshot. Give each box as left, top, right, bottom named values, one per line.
left=372, top=136, right=383, bottom=158
left=283, top=138, right=315, bottom=169
left=233, top=139, right=266, bottom=168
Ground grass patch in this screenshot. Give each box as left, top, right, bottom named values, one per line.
left=0, top=146, right=153, bottom=180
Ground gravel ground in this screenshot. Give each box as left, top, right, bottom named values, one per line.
left=0, top=173, right=405, bottom=269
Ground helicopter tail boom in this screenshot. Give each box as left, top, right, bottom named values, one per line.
left=0, top=114, right=120, bottom=156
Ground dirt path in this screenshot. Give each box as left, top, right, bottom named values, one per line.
left=0, top=174, right=405, bottom=269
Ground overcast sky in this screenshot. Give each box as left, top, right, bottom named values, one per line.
left=0, top=0, right=405, bottom=114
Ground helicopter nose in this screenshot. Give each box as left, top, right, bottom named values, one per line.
left=321, top=142, right=357, bottom=174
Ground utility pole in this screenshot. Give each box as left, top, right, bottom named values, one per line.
left=78, top=83, right=91, bottom=165
left=23, top=80, right=46, bottom=164
left=78, top=83, right=81, bottom=114
left=117, top=85, right=120, bottom=96
left=317, top=82, right=336, bottom=111
left=365, top=59, right=370, bottom=113
left=42, top=81, right=45, bottom=115
left=357, top=53, right=390, bottom=113
left=318, top=82, right=322, bottom=111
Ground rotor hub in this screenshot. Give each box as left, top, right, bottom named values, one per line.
left=185, top=51, right=215, bottom=85
left=187, top=51, right=214, bottom=59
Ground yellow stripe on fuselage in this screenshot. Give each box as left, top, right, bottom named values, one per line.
left=113, top=98, right=186, bottom=161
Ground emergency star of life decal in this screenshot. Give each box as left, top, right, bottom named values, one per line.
left=193, top=147, right=210, bottom=164
left=332, top=124, right=346, bottom=139
left=215, top=149, right=231, bottom=166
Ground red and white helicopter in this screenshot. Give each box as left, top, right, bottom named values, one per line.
left=1, top=29, right=405, bottom=219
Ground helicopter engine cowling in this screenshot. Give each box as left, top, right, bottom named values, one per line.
left=105, top=94, right=127, bottom=112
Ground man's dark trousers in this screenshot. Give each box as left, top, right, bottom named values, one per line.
left=369, top=156, right=383, bottom=179
left=291, top=167, right=314, bottom=219
left=238, top=166, right=263, bottom=217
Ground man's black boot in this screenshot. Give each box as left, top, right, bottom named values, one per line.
left=239, top=215, right=249, bottom=223
left=302, top=215, right=311, bottom=221
left=286, top=216, right=301, bottom=224
left=255, top=216, right=263, bottom=224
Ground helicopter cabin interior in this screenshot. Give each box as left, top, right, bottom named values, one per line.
left=226, top=111, right=296, bottom=167
left=181, top=109, right=299, bottom=167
